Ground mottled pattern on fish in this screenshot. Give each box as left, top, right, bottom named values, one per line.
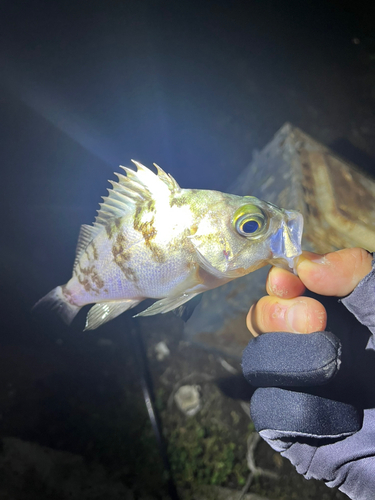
left=35, top=161, right=303, bottom=330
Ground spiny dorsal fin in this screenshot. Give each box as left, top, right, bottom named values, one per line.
left=93, top=161, right=181, bottom=228
left=74, top=224, right=102, bottom=270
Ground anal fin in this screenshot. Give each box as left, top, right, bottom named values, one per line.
left=84, top=299, right=141, bottom=330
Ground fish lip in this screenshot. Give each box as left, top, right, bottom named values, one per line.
left=269, top=210, right=304, bottom=273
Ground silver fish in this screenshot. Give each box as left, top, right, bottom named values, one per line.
left=35, top=161, right=303, bottom=330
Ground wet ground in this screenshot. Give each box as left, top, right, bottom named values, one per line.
left=1, top=0, right=375, bottom=498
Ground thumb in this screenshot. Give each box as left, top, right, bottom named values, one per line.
left=296, top=248, right=373, bottom=297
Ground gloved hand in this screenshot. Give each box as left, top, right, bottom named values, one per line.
left=242, top=248, right=375, bottom=500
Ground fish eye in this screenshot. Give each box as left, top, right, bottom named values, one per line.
left=241, top=219, right=261, bottom=234
left=233, top=204, right=267, bottom=238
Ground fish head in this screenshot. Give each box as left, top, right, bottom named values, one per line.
left=189, top=193, right=303, bottom=279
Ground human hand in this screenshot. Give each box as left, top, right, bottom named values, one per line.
left=242, top=248, right=375, bottom=500
left=246, top=248, right=373, bottom=336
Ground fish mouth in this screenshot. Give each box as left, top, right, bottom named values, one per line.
left=269, top=210, right=304, bottom=273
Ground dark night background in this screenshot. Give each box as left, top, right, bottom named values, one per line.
left=1, top=1, right=375, bottom=498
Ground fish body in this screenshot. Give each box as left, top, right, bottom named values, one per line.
left=36, top=161, right=303, bottom=330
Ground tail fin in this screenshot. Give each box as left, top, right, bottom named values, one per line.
left=33, top=286, right=81, bottom=325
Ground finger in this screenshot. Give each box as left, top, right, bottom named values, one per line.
left=246, top=296, right=327, bottom=336
left=297, top=248, right=373, bottom=297
left=266, top=266, right=306, bottom=298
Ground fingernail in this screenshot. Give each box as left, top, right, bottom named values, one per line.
left=286, top=302, right=309, bottom=333
left=246, top=304, right=260, bottom=337
left=310, top=255, right=328, bottom=264
left=297, top=253, right=328, bottom=269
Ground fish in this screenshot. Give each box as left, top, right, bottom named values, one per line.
left=34, top=161, right=303, bottom=330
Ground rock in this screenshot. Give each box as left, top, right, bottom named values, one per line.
left=174, top=385, right=202, bottom=416
left=154, top=341, right=170, bottom=361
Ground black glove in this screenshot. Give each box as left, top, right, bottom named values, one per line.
left=243, top=330, right=362, bottom=438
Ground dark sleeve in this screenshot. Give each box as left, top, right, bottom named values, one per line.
left=340, top=254, right=375, bottom=349
left=281, top=408, right=375, bottom=500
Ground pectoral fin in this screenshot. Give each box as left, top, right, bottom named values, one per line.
left=173, top=294, right=203, bottom=322
left=84, top=299, right=141, bottom=330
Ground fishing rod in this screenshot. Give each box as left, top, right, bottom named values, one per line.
left=129, top=316, right=180, bottom=500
